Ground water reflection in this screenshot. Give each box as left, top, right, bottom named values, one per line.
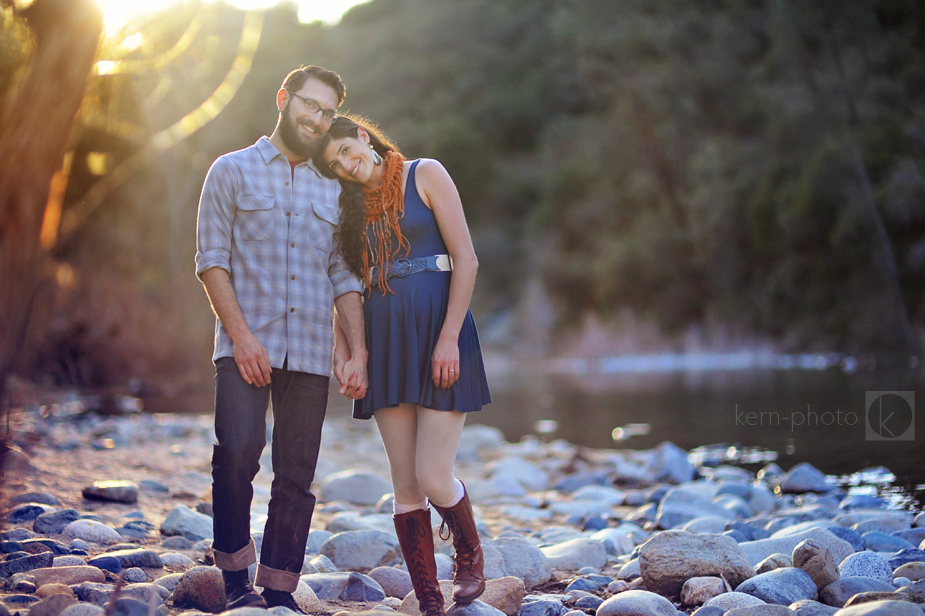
left=480, top=351, right=925, bottom=508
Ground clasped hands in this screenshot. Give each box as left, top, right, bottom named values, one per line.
left=334, top=348, right=368, bottom=400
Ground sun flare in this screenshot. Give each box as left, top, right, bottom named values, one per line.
left=93, top=0, right=370, bottom=34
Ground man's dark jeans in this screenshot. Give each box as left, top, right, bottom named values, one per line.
left=211, top=356, right=328, bottom=590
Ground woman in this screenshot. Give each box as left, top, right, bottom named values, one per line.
left=316, top=115, right=491, bottom=616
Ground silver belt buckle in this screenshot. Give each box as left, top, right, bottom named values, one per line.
left=391, top=259, right=412, bottom=278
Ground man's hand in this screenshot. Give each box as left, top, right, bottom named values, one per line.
left=233, top=331, right=272, bottom=387
left=339, top=355, right=368, bottom=399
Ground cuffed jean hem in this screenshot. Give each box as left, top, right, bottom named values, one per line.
left=255, top=563, right=300, bottom=592
left=212, top=538, right=257, bottom=571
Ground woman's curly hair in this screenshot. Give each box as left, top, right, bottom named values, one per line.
left=313, top=114, right=403, bottom=281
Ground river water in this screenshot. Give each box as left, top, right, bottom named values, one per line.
left=469, top=351, right=925, bottom=510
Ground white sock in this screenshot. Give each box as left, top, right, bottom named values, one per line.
left=393, top=499, right=428, bottom=515
left=434, top=478, right=465, bottom=508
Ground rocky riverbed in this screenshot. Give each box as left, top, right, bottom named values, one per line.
left=1, top=392, right=924, bottom=616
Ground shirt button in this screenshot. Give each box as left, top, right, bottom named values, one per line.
left=286, top=211, right=291, bottom=216
left=291, top=275, right=296, bottom=280
left=284, top=181, right=290, bottom=186
left=291, top=242, right=295, bottom=247
left=290, top=307, right=296, bottom=313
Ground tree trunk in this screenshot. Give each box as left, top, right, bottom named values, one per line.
left=0, top=0, right=102, bottom=404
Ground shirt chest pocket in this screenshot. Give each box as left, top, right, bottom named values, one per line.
left=236, top=195, right=275, bottom=242
left=310, top=203, right=339, bottom=251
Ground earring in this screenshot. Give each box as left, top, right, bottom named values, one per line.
left=371, top=146, right=382, bottom=166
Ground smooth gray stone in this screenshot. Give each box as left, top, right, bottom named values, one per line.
left=861, top=531, right=914, bottom=552
left=74, top=582, right=117, bottom=606
left=703, top=592, right=766, bottom=610
left=779, top=463, right=834, bottom=494
left=33, top=509, right=80, bottom=534
left=301, top=572, right=355, bottom=600
left=167, top=565, right=225, bottom=613
left=831, top=599, right=925, bottom=615
left=159, top=506, right=213, bottom=542
left=725, top=606, right=797, bottom=615
left=491, top=536, right=553, bottom=588
left=739, top=528, right=854, bottom=568
left=818, top=577, right=894, bottom=607
left=893, top=528, right=925, bottom=545
left=8, top=504, right=53, bottom=523
left=343, top=571, right=386, bottom=602
left=690, top=608, right=725, bottom=616
left=655, top=487, right=733, bottom=530
left=368, top=566, right=413, bottom=599
left=787, top=599, right=838, bottom=615
left=9, top=492, right=62, bottom=507
left=320, top=470, right=392, bottom=506
left=540, top=538, right=607, bottom=571
left=103, top=548, right=163, bottom=569
left=448, top=601, right=507, bottom=616
left=595, top=589, right=679, bottom=616
left=890, top=548, right=925, bottom=568
left=320, top=530, right=401, bottom=570
left=735, top=567, right=817, bottom=605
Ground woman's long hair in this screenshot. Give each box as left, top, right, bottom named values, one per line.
left=313, top=114, right=403, bottom=280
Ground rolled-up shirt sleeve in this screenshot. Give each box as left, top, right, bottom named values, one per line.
left=328, top=243, right=364, bottom=299
left=195, top=156, right=237, bottom=280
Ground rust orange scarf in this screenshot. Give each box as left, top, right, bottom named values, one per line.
left=362, top=150, right=410, bottom=295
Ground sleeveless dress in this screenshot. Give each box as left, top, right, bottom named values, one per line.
left=353, top=160, right=492, bottom=419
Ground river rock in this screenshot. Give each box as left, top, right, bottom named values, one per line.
left=832, top=600, right=925, bottom=615
left=8, top=504, right=53, bottom=524
left=81, top=480, right=139, bottom=503
left=158, top=552, right=195, bottom=567
left=757, top=553, right=792, bottom=574
left=894, top=562, right=925, bottom=581
left=843, top=590, right=925, bottom=607
left=779, top=463, right=834, bottom=494
left=680, top=576, right=725, bottom=606
left=894, top=529, right=925, bottom=545
left=492, top=537, right=552, bottom=588
left=540, top=538, right=607, bottom=571
left=60, top=604, right=104, bottom=616
left=104, top=548, right=163, bottom=569
left=788, top=599, right=838, bottom=615
left=735, top=567, right=817, bottom=604
left=889, top=548, right=925, bottom=568
left=62, top=520, right=121, bottom=545
left=0, top=550, right=54, bottom=577
left=327, top=511, right=396, bottom=534
left=519, top=598, right=569, bottom=616
left=861, top=532, right=913, bottom=552
left=26, top=594, right=78, bottom=616
left=596, top=589, right=679, bottom=616
left=573, top=485, right=626, bottom=506
left=639, top=530, right=755, bottom=596
left=321, top=470, right=392, bottom=506
left=818, top=577, right=895, bottom=607
left=166, top=565, right=224, bottom=613
left=31, top=566, right=105, bottom=586
left=703, top=592, right=767, bottom=610
left=591, top=528, right=639, bottom=556
left=488, top=457, right=550, bottom=492
left=682, top=516, right=731, bottom=534
left=159, top=506, right=213, bottom=541
left=739, top=528, right=854, bottom=567
left=33, top=509, right=80, bottom=535
left=368, top=566, right=413, bottom=599
left=86, top=555, right=122, bottom=574
left=655, top=487, right=733, bottom=529
left=10, top=492, right=62, bottom=507
left=36, top=582, right=75, bottom=597
left=53, top=555, right=87, bottom=567
left=793, top=539, right=839, bottom=589
left=320, top=530, right=401, bottom=570
left=725, top=607, right=798, bottom=616
left=836, top=552, right=892, bottom=583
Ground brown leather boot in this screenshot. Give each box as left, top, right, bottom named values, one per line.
left=393, top=508, right=445, bottom=616
left=432, top=484, right=485, bottom=604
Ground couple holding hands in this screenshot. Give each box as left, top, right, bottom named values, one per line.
left=195, top=65, right=491, bottom=613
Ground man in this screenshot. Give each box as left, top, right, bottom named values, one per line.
left=195, top=65, right=367, bottom=612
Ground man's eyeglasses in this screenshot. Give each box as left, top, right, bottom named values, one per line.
left=287, top=91, right=338, bottom=122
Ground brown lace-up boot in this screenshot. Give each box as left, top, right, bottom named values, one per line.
left=393, top=508, right=445, bottom=616
left=432, top=484, right=485, bottom=604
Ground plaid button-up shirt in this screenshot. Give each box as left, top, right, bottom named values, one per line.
left=195, top=137, right=362, bottom=376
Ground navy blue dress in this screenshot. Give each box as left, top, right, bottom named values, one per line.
left=353, top=160, right=492, bottom=419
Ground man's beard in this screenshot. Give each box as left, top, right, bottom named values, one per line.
left=279, top=101, right=322, bottom=158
